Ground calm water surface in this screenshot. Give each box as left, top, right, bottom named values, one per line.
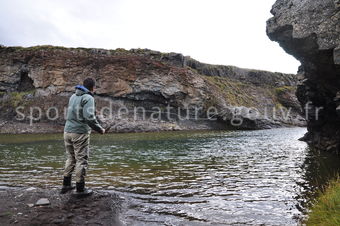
left=1, top=128, right=340, bottom=225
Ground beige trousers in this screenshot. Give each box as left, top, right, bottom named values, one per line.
left=63, top=132, right=90, bottom=183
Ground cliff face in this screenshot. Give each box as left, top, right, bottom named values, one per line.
left=0, top=45, right=304, bottom=133
left=267, top=0, right=340, bottom=152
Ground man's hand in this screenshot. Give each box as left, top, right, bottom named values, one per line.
left=99, top=125, right=111, bottom=134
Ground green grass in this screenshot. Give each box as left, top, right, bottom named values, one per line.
left=114, top=48, right=128, bottom=52
left=2, top=45, right=147, bottom=56
left=203, top=76, right=257, bottom=107
left=6, top=45, right=68, bottom=52
left=306, top=178, right=340, bottom=226
left=274, top=86, right=295, bottom=95
left=0, top=211, right=12, bottom=217
left=1, top=91, right=34, bottom=108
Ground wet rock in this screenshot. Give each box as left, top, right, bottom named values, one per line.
left=52, top=217, right=65, bottom=224
left=26, top=187, right=36, bottom=191
left=35, top=198, right=50, bottom=206
left=333, top=91, right=340, bottom=102
left=298, top=132, right=311, bottom=142
left=0, top=187, right=122, bottom=225
left=15, top=193, right=23, bottom=198
left=267, top=0, right=340, bottom=153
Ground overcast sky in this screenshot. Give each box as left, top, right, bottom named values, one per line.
left=0, top=0, right=300, bottom=73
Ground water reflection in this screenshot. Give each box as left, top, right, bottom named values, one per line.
left=297, top=146, right=340, bottom=214
left=1, top=128, right=340, bottom=225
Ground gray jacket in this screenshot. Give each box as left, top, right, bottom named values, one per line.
left=64, top=86, right=103, bottom=134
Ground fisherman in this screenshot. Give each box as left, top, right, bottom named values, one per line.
left=60, top=78, right=105, bottom=197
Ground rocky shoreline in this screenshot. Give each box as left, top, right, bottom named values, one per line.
left=0, top=186, right=123, bottom=226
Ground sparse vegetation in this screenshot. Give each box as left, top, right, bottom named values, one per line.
left=2, top=91, right=35, bottom=108
left=75, top=47, right=90, bottom=52
left=273, top=86, right=299, bottom=110
left=203, top=94, right=222, bottom=111
left=131, top=48, right=149, bottom=53
left=12, top=45, right=68, bottom=52
left=114, top=48, right=128, bottom=53
left=275, top=86, right=295, bottom=95
left=275, top=102, right=284, bottom=109
left=305, top=177, right=340, bottom=226
left=203, top=76, right=257, bottom=107
left=1, top=45, right=154, bottom=57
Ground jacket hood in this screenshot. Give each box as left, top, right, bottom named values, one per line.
left=75, top=85, right=92, bottom=96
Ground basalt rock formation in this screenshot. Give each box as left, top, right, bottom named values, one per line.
left=267, top=0, right=340, bottom=153
left=0, top=45, right=304, bottom=133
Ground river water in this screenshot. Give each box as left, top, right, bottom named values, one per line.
left=1, top=127, right=340, bottom=225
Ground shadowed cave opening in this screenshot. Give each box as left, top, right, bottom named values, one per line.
left=17, top=71, right=34, bottom=92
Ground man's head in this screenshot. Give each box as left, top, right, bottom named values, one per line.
left=83, top=78, right=95, bottom=92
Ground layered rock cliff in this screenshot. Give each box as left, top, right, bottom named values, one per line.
left=0, top=45, right=304, bottom=133
left=267, top=0, right=340, bottom=153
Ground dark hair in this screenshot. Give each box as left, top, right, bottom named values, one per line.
left=83, top=78, right=95, bottom=90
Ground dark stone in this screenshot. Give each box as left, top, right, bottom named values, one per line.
left=267, top=0, right=340, bottom=153
left=17, top=67, right=34, bottom=92
left=334, top=47, right=340, bottom=65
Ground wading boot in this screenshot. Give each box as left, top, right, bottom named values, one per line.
left=60, top=176, right=75, bottom=194
left=72, top=181, right=93, bottom=198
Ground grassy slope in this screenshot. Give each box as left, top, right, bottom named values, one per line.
left=306, top=178, right=340, bottom=226
left=202, top=75, right=293, bottom=109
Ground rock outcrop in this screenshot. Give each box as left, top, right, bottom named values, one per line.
left=0, top=187, right=122, bottom=225
left=0, top=45, right=304, bottom=133
left=267, top=0, right=340, bottom=153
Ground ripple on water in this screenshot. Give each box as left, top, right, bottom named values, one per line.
left=1, top=128, right=340, bottom=225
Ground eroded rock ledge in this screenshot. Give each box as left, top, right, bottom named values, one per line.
left=267, top=0, right=340, bottom=152
left=0, top=45, right=304, bottom=133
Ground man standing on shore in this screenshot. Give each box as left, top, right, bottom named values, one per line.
left=61, top=78, right=105, bottom=197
